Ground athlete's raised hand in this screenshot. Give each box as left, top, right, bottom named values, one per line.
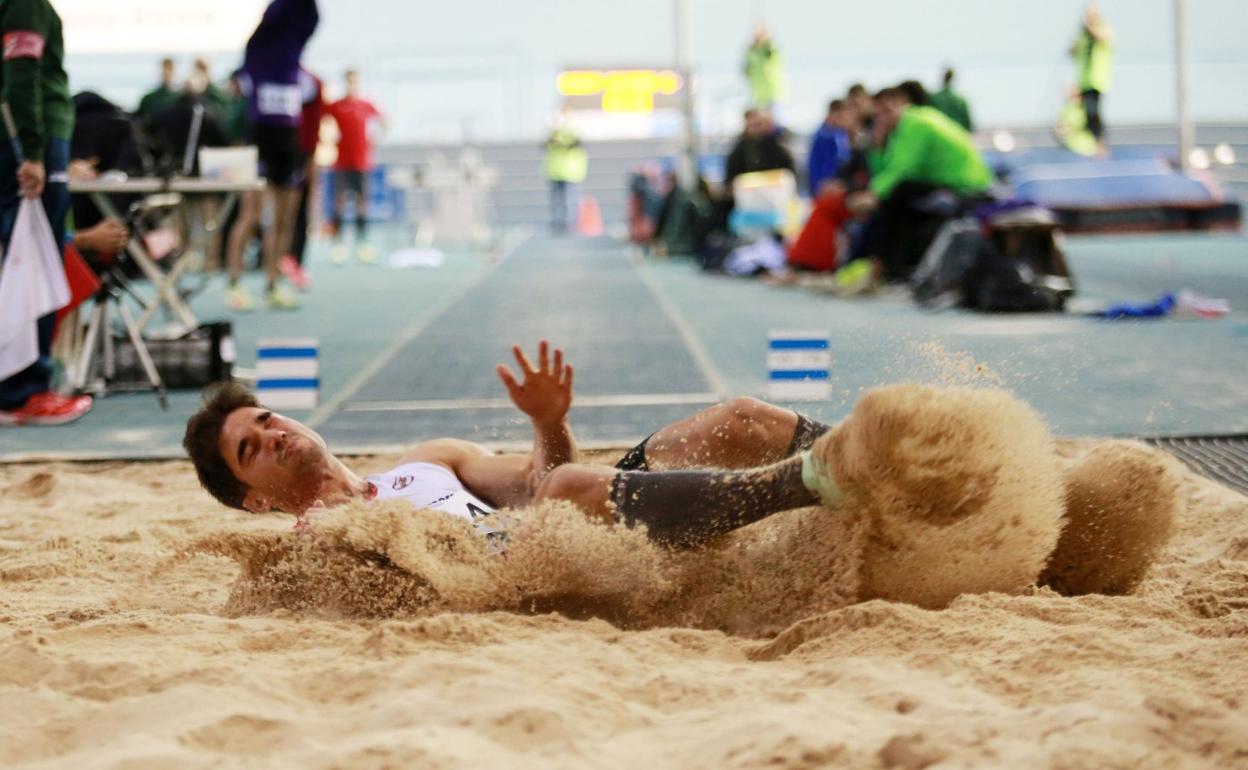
left=496, top=340, right=574, bottom=426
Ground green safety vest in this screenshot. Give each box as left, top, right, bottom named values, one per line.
left=544, top=129, right=588, bottom=183
left=1073, top=27, right=1113, bottom=93
left=745, top=42, right=788, bottom=107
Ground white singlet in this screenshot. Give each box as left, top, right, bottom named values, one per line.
left=365, top=461, right=508, bottom=551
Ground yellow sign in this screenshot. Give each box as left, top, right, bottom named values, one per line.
left=556, top=69, right=683, bottom=113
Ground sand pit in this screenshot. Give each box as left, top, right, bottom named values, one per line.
left=3, top=437, right=1248, bottom=768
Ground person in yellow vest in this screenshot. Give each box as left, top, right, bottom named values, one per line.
left=1069, top=3, right=1113, bottom=154
left=744, top=22, right=788, bottom=110
left=543, top=118, right=588, bottom=234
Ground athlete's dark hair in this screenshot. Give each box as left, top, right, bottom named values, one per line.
left=827, top=98, right=846, bottom=113
left=943, top=67, right=956, bottom=86
left=847, top=83, right=867, bottom=98
left=183, top=382, right=260, bottom=510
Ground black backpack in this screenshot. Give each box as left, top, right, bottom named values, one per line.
left=961, top=207, right=1075, bottom=313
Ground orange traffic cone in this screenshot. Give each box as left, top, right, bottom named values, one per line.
left=578, top=194, right=604, bottom=237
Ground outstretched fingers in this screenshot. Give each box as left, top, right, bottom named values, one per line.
left=496, top=364, right=521, bottom=395
left=538, top=339, right=549, bottom=373
left=513, top=345, right=536, bottom=376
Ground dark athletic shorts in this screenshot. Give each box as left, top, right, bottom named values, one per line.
left=613, top=413, right=832, bottom=472
left=252, top=123, right=302, bottom=187
left=335, top=168, right=367, bottom=197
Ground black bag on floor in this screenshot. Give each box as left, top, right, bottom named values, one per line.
left=112, top=321, right=235, bottom=390
left=960, top=205, right=1075, bottom=313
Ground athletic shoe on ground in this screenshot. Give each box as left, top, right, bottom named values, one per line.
left=225, top=285, right=256, bottom=312
left=279, top=254, right=311, bottom=291
left=833, top=259, right=877, bottom=296
left=0, top=392, right=93, bottom=426
left=355, top=243, right=378, bottom=264
left=330, top=243, right=349, bottom=264
left=266, top=285, right=301, bottom=310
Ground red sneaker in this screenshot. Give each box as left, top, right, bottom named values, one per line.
left=278, top=254, right=310, bottom=291
left=0, top=392, right=93, bottom=426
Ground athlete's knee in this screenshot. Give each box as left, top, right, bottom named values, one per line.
left=533, top=464, right=614, bottom=518
left=718, top=396, right=797, bottom=443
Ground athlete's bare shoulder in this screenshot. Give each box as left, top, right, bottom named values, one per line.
left=396, top=438, right=493, bottom=472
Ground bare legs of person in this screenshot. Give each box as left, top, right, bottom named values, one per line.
left=224, top=185, right=301, bottom=310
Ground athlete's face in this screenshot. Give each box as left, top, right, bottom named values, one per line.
left=219, top=407, right=331, bottom=513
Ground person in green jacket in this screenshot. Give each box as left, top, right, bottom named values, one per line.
left=1069, top=3, right=1113, bottom=151
left=0, top=0, right=93, bottom=425
left=929, top=67, right=973, bottom=132
left=543, top=119, right=588, bottom=234
left=839, top=86, right=993, bottom=288
left=744, top=22, right=788, bottom=110
left=136, top=57, right=179, bottom=130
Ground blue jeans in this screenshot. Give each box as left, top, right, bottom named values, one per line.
left=550, top=180, right=578, bottom=233
left=0, top=137, right=70, bottom=409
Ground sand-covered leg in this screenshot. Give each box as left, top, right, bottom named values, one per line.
left=807, top=384, right=1066, bottom=608
left=1040, top=440, right=1181, bottom=596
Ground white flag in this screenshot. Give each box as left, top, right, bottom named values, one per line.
left=0, top=197, right=70, bottom=380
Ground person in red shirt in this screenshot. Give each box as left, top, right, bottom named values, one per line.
left=325, top=69, right=383, bottom=263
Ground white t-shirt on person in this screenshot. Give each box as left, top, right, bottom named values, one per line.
left=365, top=461, right=508, bottom=551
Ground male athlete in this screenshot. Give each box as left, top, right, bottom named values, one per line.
left=184, top=341, right=839, bottom=548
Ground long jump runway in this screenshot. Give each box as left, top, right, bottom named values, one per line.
left=312, top=235, right=726, bottom=450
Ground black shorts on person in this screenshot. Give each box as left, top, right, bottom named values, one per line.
left=335, top=168, right=367, bottom=196
left=252, top=123, right=302, bottom=187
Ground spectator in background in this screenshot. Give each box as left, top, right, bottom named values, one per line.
left=806, top=99, right=852, bottom=198
left=136, top=58, right=179, bottom=133
left=723, top=108, right=795, bottom=192
left=193, top=58, right=229, bottom=117
left=224, top=0, right=319, bottom=312
left=0, top=0, right=93, bottom=425
left=929, top=67, right=973, bottom=131
left=326, top=68, right=382, bottom=263
left=897, top=80, right=931, bottom=108
left=280, top=68, right=323, bottom=288
left=840, top=86, right=992, bottom=290
left=744, top=22, right=787, bottom=111
left=846, top=83, right=873, bottom=134
left=220, top=71, right=250, bottom=147
left=543, top=116, right=587, bottom=235
left=1070, top=3, right=1113, bottom=153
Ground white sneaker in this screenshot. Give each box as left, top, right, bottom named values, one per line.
left=225, top=285, right=256, bottom=312
left=330, top=243, right=349, bottom=264
left=355, top=243, right=378, bottom=264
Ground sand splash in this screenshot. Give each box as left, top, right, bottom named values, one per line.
left=184, top=383, right=1179, bottom=635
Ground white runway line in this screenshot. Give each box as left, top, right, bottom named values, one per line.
left=305, top=230, right=531, bottom=429
left=631, top=256, right=730, bottom=400
left=342, top=392, right=720, bottom=413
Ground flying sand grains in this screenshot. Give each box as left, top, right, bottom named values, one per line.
left=816, top=384, right=1065, bottom=609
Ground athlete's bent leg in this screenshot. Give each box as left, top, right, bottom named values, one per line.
left=638, top=397, right=830, bottom=471
left=534, top=456, right=819, bottom=549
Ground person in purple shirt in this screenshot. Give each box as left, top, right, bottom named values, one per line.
left=223, top=0, right=318, bottom=312
left=806, top=98, right=852, bottom=199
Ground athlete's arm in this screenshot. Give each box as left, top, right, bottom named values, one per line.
left=393, top=341, right=578, bottom=509
left=397, top=438, right=532, bottom=509
left=495, top=340, right=578, bottom=486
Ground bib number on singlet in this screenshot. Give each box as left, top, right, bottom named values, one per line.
left=257, top=83, right=301, bottom=117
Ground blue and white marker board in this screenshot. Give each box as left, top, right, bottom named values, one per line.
left=256, top=338, right=319, bottom=410
left=767, top=330, right=830, bottom=401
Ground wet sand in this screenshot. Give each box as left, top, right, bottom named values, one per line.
left=2, top=435, right=1247, bottom=769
